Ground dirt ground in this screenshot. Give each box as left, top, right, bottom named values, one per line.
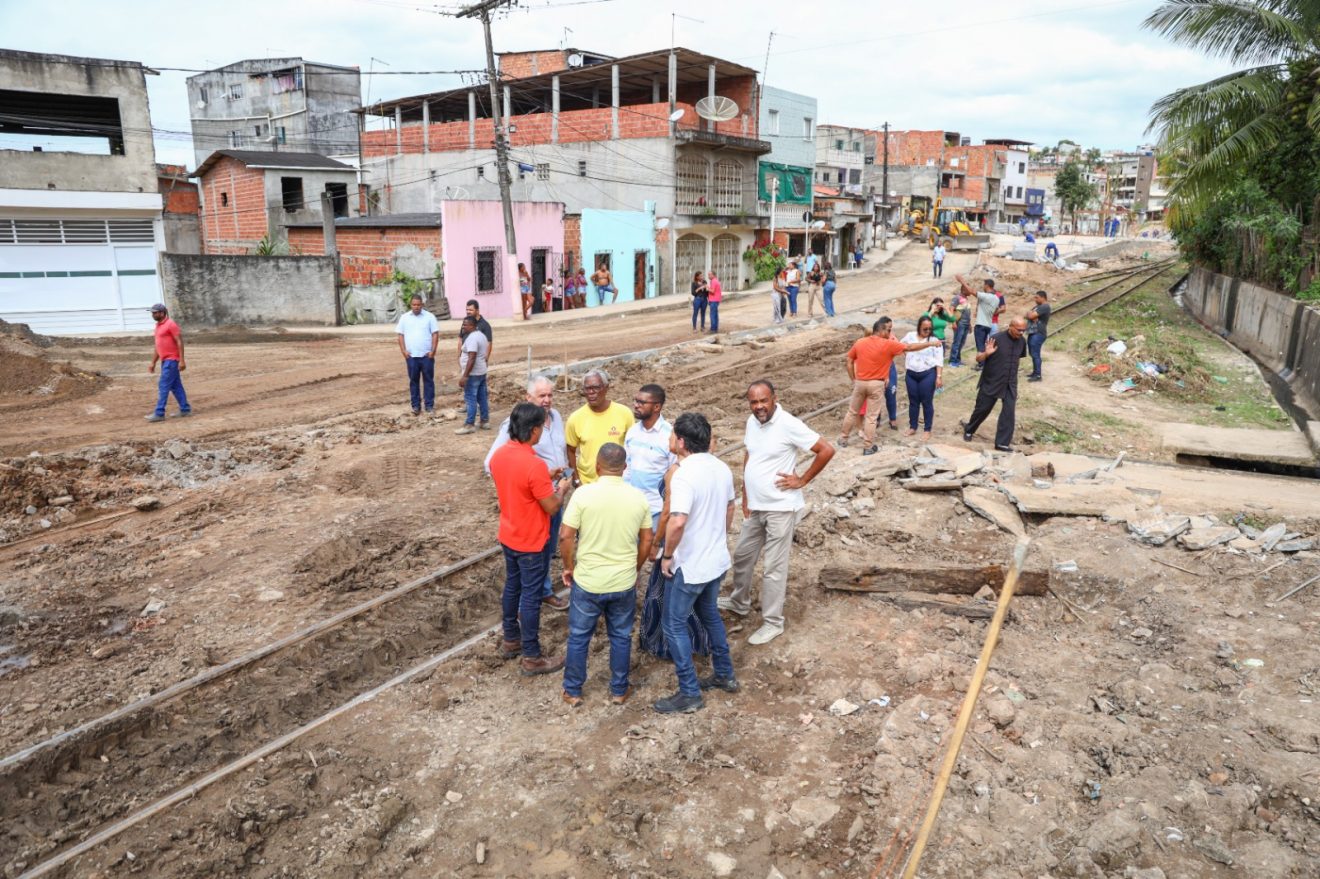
left=2, top=239, right=1318, bottom=878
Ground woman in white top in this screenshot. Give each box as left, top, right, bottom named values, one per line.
left=901, top=315, right=945, bottom=440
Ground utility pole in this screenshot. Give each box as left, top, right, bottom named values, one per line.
left=880, top=121, right=890, bottom=251
left=459, top=0, right=522, bottom=318
left=768, top=176, right=778, bottom=247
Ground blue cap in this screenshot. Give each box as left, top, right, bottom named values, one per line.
left=149, top=303, right=167, bottom=312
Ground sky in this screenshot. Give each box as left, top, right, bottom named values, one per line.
left=1, top=0, right=1235, bottom=168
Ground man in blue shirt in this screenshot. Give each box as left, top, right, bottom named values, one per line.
left=623, top=383, right=676, bottom=530
left=395, top=295, right=439, bottom=415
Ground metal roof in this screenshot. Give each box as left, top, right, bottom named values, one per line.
left=193, top=150, right=355, bottom=177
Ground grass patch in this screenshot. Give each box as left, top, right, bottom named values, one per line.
left=1019, top=403, right=1145, bottom=456
left=1057, top=266, right=1291, bottom=430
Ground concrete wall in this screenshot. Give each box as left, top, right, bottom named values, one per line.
left=438, top=200, right=564, bottom=320
left=759, top=86, right=817, bottom=170
left=1185, top=267, right=1320, bottom=419
left=160, top=253, right=337, bottom=326
left=581, top=207, right=657, bottom=304
left=0, top=50, right=157, bottom=194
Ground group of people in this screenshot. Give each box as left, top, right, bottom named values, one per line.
left=483, top=370, right=834, bottom=713
left=688, top=270, right=724, bottom=333
left=837, top=272, right=1054, bottom=452
left=771, top=253, right=838, bottom=323
left=518, top=262, right=620, bottom=318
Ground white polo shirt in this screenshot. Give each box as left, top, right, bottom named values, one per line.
left=623, top=415, right=676, bottom=514
left=668, top=452, right=735, bottom=584
left=742, top=406, right=820, bottom=513
left=395, top=310, right=438, bottom=356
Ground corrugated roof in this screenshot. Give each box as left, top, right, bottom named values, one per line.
left=193, top=149, right=355, bottom=177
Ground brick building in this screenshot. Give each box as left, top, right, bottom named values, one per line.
left=157, top=164, right=201, bottom=253
left=192, top=150, right=358, bottom=254
left=286, top=215, right=442, bottom=286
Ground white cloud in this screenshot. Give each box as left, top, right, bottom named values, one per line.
left=1, top=0, right=1238, bottom=167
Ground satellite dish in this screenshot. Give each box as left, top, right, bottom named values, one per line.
left=811, top=220, right=826, bottom=229
left=694, top=95, right=739, bottom=122
left=195, top=100, right=207, bottom=110
left=668, top=108, right=685, bottom=123
left=655, top=218, right=670, bottom=230
left=566, top=53, right=584, bottom=68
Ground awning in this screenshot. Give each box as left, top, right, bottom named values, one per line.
left=759, top=162, right=811, bottom=204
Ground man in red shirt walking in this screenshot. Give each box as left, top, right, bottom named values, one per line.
left=489, top=402, right=572, bottom=674
left=146, top=303, right=191, bottom=422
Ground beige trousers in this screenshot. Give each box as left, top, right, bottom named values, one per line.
left=728, top=508, right=805, bottom=629
left=840, top=378, right=887, bottom=445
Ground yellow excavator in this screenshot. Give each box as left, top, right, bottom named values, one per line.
left=903, top=198, right=991, bottom=251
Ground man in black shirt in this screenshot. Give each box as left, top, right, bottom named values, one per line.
left=464, top=299, right=494, bottom=359
left=962, top=317, right=1028, bottom=452
left=1026, top=290, right=1051, bottom=382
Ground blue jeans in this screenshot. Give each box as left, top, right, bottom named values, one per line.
left=906, top=367, right=937, bottom=431
left=875, top=363, right=897, bottom=425
left=1028, top=333, right=1045, bottom=377
left=822, top=280, right=836, bottom=317
left=593, top=284, right=614, bottom=306
left=463, top=374, right=489, bottom=425
left=541, top=508, right=562, bottom=598
left=949, top=322, right=969, bottom=366
left=974, top=325, right=991, bottom=356
left=786, top=285, right=799, bottom=315
left=501, top=544, right=548, bottom=657
left=154, top=359, right=190, bottom=417
left=692, top=297, right=708, bottom=330
left=562, top=582, right=636, bottom=697
left=406, top=355, right=435, bottom=411
left=663, top=569, right=734, bottom=697
left=932, top=259, right=944, bottom=278
left=708, top=301, right=720, bottom=332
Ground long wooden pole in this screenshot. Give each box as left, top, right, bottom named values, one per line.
left=900, top=540, right=1030, bottom=879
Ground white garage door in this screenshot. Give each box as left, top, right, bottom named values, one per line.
left=0, top=217, right=161, bottom=335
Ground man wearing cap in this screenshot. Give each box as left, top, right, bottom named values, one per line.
left=146, top=304, right=190, bottom=422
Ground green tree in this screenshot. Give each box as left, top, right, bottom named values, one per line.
left=1144, top=0, right=1320, bottom=225
left=1056, top=161, right=1097, bottom=233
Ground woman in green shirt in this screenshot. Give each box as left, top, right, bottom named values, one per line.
left=922, top=297, right=954, bottom=342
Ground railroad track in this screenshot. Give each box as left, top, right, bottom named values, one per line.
left=4, top=258, right=1178, bottom=877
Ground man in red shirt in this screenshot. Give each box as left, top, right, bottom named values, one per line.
left=489, top=402, right=572, bottom=674
left=146, top=303, right=191, bottom=422
left=838, top=316, right=941, bottom=454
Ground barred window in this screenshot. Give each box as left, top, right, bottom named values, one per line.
left=475, top=247, right=501, bottom=295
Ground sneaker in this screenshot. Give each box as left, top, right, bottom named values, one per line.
left=412, top=409, right=421, bottom=416
left=837, top=436, right=849, bottom=448
left=610, top=688, right=631, bottom=705
left=542, top=594, right=568, bottom=611
left=1027, top=374, right=1042, bottom=382
left=478, top=421, right=491, bottom=431
left=520, top=654, right=565, bottom=676
left=455, top=424, right=476, bottom=435
left=748, top=624, right=784, bottom=646
left=716, top=597, right=748, bottom=616
left=863, top=445, right=878, bottom=456
left=425, top=407, right=435, bottom=414
left=144, top=414, right=165, bottom=422
left=177, top=410, right=192, bottom=417
left=994, top=445, right=1014, bottom=453
left=561, top=691, right=583, bottom=708
left=499, top=639, right=521, bottom=659
left=698, top=674, right=740, bottom=693
left=653, top=692, right=704, bottom=714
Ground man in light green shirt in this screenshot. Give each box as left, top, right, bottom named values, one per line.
left=559, top=443, right=653, bottom=705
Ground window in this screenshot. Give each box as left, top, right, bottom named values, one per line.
left=676, top=155, right=708, bottom=211
left=578, top=160, right=587, bottom=177
left=835, top=139, right=844, bottom=151
left=475, top=247, right=500, bottom=294
left=848, top=169, right=861, bottom=184
left=281, top=176, right=304, bottom=212
left=852, top=142, right=861, bottom=152
left=477, top=165, right=485, bottom=180
left=536, top=163, right=550, bottom=181
left=229, top=131, right=240, bottom=148
left=254, top=124, right=266, bottom=137
left=713, top=159, right=741, bottom=213
left=325, top=182, right=349, bottom=218
left=229, top=83, right=243, bottom=100
left=768, top=109, right=779, bottom=135
left=276, top=126, right=286, bottom=144
left=1018, top=161, right=1026, bottom=174
left=220, top=192, right=229, bottom=207
left=198, top=86, right=208, bottom=104
left=803, top=117, right=812, bottom=140
left=0, top=88, right=126, bottom=155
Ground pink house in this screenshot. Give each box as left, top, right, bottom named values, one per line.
left=438, top=200, right=565, bottom=319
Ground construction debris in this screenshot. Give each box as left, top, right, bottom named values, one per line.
left=819, top=562, right=1048, bottom=597
left=960, top=486, right=1026, bottom=537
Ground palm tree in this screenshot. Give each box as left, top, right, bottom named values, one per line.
left=1145, top=0, right=1320, bottom=224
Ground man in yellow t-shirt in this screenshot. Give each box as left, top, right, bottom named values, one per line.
left=564, top=368, right=635, bottom=484
left=559, top=443, right=653, bottom=705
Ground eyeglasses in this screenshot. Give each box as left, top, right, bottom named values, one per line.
left=582, top=385, right=605, bottom=394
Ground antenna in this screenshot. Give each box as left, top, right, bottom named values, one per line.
left=695, top=96, right=739, bottom=122
left=760, top=31, right=775, bottom=100
left=671, top=12, right=705, bottom=50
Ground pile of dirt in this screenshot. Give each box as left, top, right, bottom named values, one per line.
left=0, top=331, right=105, bottom=406
left=0, top=317, right=55, bottom=348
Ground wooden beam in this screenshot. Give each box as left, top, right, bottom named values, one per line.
left=820, top=562, right=1048, bottom=597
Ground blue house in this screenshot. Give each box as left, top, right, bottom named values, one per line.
left=580, top=203, right=657, bottom=304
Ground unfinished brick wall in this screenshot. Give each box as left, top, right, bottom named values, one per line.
left=199, top=156, right=269, bottom=254
left=884, top=130, right=949, bottom=168
left=563, top=214, right=582, bottom=274
left=286, top=226, right=444, bottom=286
left=158, top=166, right=200, bottom=216
left=498, top=51, right=569, bottom=79
left=676, top=75, right=758, bottom=138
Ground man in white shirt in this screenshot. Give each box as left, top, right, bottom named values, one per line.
left=485, top=375, right=570, bottom=610
left=623, top=383, right=676, bottom=530
left=656, top=412, right=737, bottom=714
left=394, top=294, right=439, bottom=415
left=931, top=242, right=946, bottom=278
left=721, top=380, right=835, bottom=645
left=455, top=316, right=490, bottom=434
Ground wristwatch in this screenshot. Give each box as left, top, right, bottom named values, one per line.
left=661, top=555, right=673, bottom=560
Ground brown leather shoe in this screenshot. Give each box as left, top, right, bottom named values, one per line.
left=520, top=654, right=565, bottom=676
left=542, top=594, right=569, bottom=611
left=499, top=639, right=520, bottom=659
left=610, top=688, right=631, bottom=705
left=561, top=691, right=583, bottom=707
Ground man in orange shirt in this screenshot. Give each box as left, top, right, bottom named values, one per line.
left=145, top=303, right=191, bottom=422
left=838, top=316, right=942, bottom=455
left=489, top=402, right=572, bottom=675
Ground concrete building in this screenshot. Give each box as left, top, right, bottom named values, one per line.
left=0, top=49, right=165, bottom=334
left=193, top=150, right=359, bottom=254
left=356, top=47, right=769, bottom=298
left=815, top=124, right=867, bottom=196
left=581, top=206, right=657, bottom=304
left=757, top=85, right=816, bottom=251
left=185, top=58, right=362, bottom=168
left=987, top=139, right=1031, bottom=224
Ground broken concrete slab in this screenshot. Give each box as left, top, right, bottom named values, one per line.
left=1259, top=523, right=1288, bottom=551
left=1000, top=483, right=1144, bottom=517
left=1229, top=535, right=1263, bottom=552
left=1276, top=538, right=1315, bottom=553
left=1128, top=512, right=1191, bottom=546
left=902, top=477, right=964, bottom=492
left=961, top=486, right=1027, bottom=537
left=820, top=562, right=1048, bottom=597
left=1161, top=423, right=1316, bottom=467
left=1026, top=452, right=1103, bottom=481
left=1178, top=525, right=1241, bottom=551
